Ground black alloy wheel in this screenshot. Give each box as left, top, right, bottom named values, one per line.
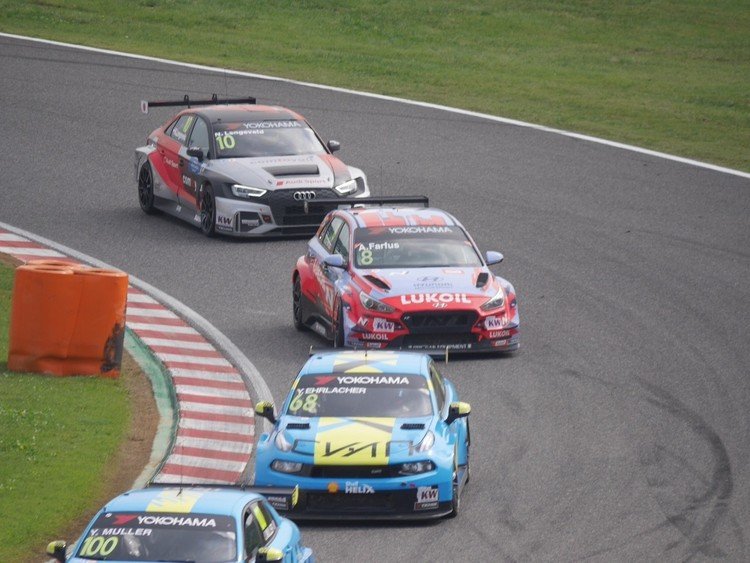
left=293, top=276, right=305, bottom=331
left=200, top=184, right=216, bottom=237
left=137, top=162, right=157, bottom=214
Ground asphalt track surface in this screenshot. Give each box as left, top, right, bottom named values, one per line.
left=2, top=36, right=749, bottom=562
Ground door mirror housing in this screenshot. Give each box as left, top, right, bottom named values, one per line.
left=47, top=541, right=67, bottom=562
left=485, top=251, right=504, bottom=265
left=445, top=401, right=471, bottom=425
left=187, top=147, right=204, bottom=160
left=327, top=140, right=341, bottom=153
left=254, top=401, right=277, bottom=424
left=324, top=254, right=346, bottom=269
left=256, top=546, right=284, bottom=562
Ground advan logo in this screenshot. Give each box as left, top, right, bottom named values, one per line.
left=400, top=293, right=471, bottom=306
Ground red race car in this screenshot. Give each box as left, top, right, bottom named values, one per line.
left=292, top=197, right=519, bottom=354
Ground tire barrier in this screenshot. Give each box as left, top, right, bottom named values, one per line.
left=8, top=259, right=128, bottom=377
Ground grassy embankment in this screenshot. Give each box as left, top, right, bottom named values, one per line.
left=0, top=0, right=748, bottom=171
left=0, top=262, right=131, bottom=562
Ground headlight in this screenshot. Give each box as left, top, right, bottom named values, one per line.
left=480, top=287, right=505, bottom=311
left=271, top=460, right=302, bottom=474
left=231, top=184, right=267, bottom=198
left=274, top=432, right=293, bottom=452
left=359, top=291, right=395, bottom=314
left=415, top=430, right=434, bottom=453
left=334, top=179, right=357, bottom=195
left=398, top=461, right=435, bottom=475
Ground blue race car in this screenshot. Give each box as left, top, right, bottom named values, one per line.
left=254, top=350, right=471, bottom=519
left=46, top=486, right=314, bottom=563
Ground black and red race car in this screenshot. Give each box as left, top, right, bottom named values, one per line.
left=134, top=95, right=369, bottom=237
left=292, top=197, right=519, bottom=354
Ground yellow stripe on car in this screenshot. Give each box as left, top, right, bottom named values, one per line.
left=146, top=489, right=204, bottom=513
left=314, top=417, right=395, bottom=465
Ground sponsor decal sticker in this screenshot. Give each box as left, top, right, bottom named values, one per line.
left=488, top=330, right=510, bottom=339
left=345, top=481, right=375, bottom=494
left=484, top=316, right=506, bottom=329
left=414, top=486, right=440, bottom=510
left=387, top=226, right=453, bottom=234
left=400, top=293, right=471, bottom=305
left=373, top=318, right=396, bottom=332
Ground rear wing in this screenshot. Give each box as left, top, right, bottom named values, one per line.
left=304, top=195, right=429, bottom=213
left=145, top=482, right=300, bottom=512
left=140, top=94, right=256, bottom=114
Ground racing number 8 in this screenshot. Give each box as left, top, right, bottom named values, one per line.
left=80, top=536, right=118, bottom=557
left=215, top=134, right=236, bottom=151
left=359, top=248, right=373, bottom=266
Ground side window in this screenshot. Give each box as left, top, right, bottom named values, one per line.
left=187, top=117, right=210, bottom=155
left=243, top=505, right=264, bottom=557
left=258, top=501, right=278, bottom=543
left=430, top=364, right=446, bottom=412
left=321, top=217, right=343, bottom=252
left=333, top=222, right=350, bottom=262
left=169, top=114, right=194, bottom=145
left=316, top=216, right=332, bottom=243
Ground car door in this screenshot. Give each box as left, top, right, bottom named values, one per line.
left=155, top=113, right=194, bottom=200
left=181, top=115, right=211, bottom=210
left=308, top=215, right=344, bottom=322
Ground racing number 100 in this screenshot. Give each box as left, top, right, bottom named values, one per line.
left=215, top=134, right=236, bottom=151
left=79, top=536, right=118, bottom=557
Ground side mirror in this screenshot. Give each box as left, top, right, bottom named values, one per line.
left=327, top=140, right=341, bottom=153
left=257, top=546, right=284, bottom=562
left=46, top=540, right=67, bottom=563
left=254, top=401, right=277, bottom=425
left=485, top=251, right=504, bottom=265
left=187, top=147, right=204, bottom=160
left=445, top=401, right=471, bottom=425
left=324, top=254, right=346, bottom=269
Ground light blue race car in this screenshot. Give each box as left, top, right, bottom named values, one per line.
left=254, top=350, right=471, bottom=519
left=46, top=486, right=314, bottom=563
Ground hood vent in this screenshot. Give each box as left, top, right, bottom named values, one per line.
left=285, top=422, right=310, bottom=430
left=364, top=274, right=391, bottom=291
left=264, top=164, right=320, bottom=177
left=476, top=272, right=489, bottom=288
left=400, top=423, right=426, bottom=430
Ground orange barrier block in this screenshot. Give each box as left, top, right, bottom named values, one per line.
left=8, top=261, right=128, bottom=377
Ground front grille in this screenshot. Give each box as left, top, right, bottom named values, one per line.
left=401, top=311, right=479, bottom=334
left=400, top=333, right=478, bottom=348
left=268, top=188, right=339, bottom=226
left=306, top=492, right=397, bottom=513
left=307, top=465, right=401, bottom=479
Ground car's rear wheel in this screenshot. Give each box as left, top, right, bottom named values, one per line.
left=292, top=275, right=305, bottom=331
left=137, top=162, right=157, bottom=214
left=200, top=184, right=216, bottom=237
left=333, top=302, right=345, bottom=347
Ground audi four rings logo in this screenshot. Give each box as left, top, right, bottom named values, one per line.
left=293, top=191, right=317, bottom=201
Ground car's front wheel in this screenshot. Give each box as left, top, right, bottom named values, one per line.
left=137, top=162, right=157, bottom=214
left=200, top=184, right=216, bottom=237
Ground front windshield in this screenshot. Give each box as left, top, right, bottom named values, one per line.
left=212, top=120, right=326, bottom=158
left=286, top=373, right=433, bottom=418
left=353, top=225, right=482, bottom=268
left=75, top=512, right=236, bottom=562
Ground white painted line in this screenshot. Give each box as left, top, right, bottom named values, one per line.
left=178, top=417, right=254, bottom=435
left=174, top=384, right=251, bottom=399
left=127, top=293, right=159, bottom=304
left=151, top=474, right=226, bottom=485
left=157, top=353, right=231, bottom=367
left=1, top=32, right=747, bottom=180
left=171, top=368, right=243, bottom=383
left=165, top=454, right=247, bottom=473
left=181, top=401, right=252, bottom=417
left=0, top=246, right=64, bottom=257
left=127, top=323, right=200, bottom=335
left=175, top=435, right=253, bottom=454
left=0, top=233, right=28, bottom=242
left=127, top=307, right=179, bottom=319
left=141, top=338, right=214, bottom=351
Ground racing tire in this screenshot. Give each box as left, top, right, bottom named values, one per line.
left=292, top=275, right=305, bottom=331
left=333, top=302, right=345, bottom=348
left=137, top=162, right=158, bottom=215
left=448, top=481, right=460, bottom=519
left=200, top=184, right=217, bottom=237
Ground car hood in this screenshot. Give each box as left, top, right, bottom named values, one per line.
left=206, top=153, right=351, bottom=190
left=357, top=267, right=499, bottom=309
left=280, top=416, right=434, bottom=465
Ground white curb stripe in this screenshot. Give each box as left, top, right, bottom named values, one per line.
left=0, top=233, right=28, bottom=242
left=0, top=246, right=64, bottom=257
left=165, top=454, right=247, bottom=473
left=128, top=323, right=201, bottom=335
left=174, top=435, right=254, bottom=454
left=178, top=417, right=254, bottom=435
left=171, top=368, right=243, bottom=383
left=151, top=474, right=228, bottom=485
left=181, top=402, right=252, bottom=417
left=158, top=353, right=231, bottom=367
left=141, top=338, right=214, bottom=351
left=127, top=293, right=159, bottom=304
left=127, top=307, right=179, bottom=319
left=174, top=384, right=251, bottom=399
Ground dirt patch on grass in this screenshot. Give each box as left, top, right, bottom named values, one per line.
left=25, top=351, right=159, bottom=562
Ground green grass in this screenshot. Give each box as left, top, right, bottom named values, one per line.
left=0, top=0, right=748, bottom=171
left=0, top=263, right=130, bottom=562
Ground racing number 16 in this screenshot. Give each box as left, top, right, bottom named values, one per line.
left=215, top=134, right=236, bottom=151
